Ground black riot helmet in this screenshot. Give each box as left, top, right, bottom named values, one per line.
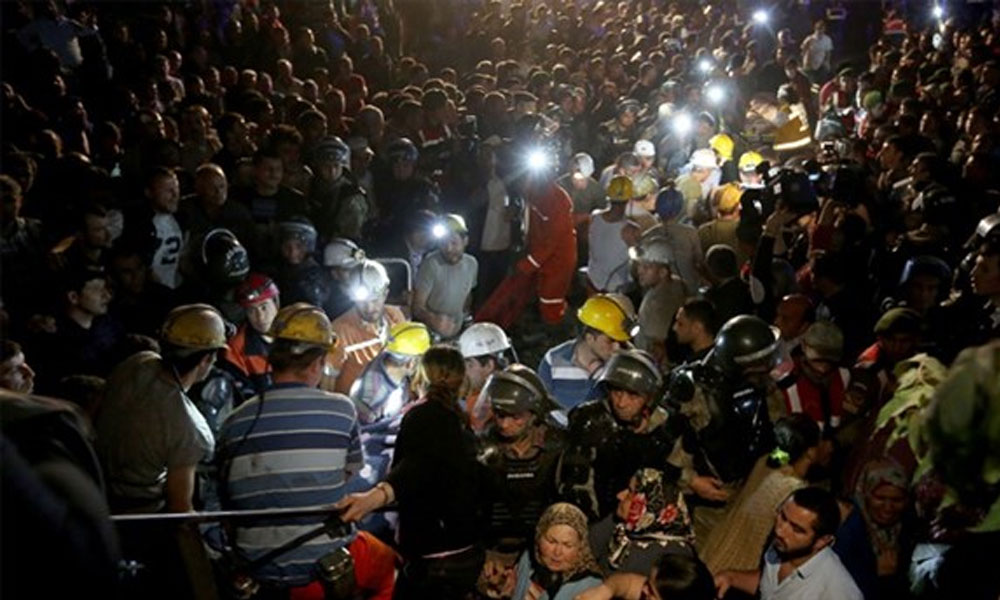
left=711, top=315, right=780, bottom=374
left=201, top=228, right=250, bottom=286
left=484, top=364, right=552, bottom=416
left=598, top=349, right=663, bottom=399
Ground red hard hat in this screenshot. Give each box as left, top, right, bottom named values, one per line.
left=236, top=273, right=279, bottom=307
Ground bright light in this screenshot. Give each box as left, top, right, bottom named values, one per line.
left=698, top=59, right=713, bottom=74
left=932, top=5, right=944, bottom=18
left=526, top=148, right=550, bottom=171
left=752, top=9, right=769, bottom=24
left=706, top=84, right=726, bottom=105
left=431, top=223, right=447, bottom=239
left=350, top=284, right=371, bottom=302
left=672, top=113, right=693, bottom=136
left=658, top=102, right=672, bottom=118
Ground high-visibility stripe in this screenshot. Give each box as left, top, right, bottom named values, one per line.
left=527, top=254, right=541, bottom=268
left=539, top=296, right=564, bottom=304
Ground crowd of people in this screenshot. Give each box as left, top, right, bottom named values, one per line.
left=2, top=0, right=1000, bottom=599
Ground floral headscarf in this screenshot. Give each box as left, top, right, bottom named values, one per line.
left=608, top=468, right=694, bottom=569
left=855, top=457, right=909, bottom=558
left=534, top=503, right=601, bottom=579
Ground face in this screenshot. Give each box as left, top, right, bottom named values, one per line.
left=866, top=483, right=907, bottom=527
left=609, top=387, right=647, bottom=424
left=495, top=409, right=533, bottom=440
left=802, top=354, right=837, bottom=382
left=585, top=331, right=620, bottom=361
left=537, top=524, right=582, bottom=573
left=73, top=278, right=112, bottom=315
left=82, top=214, right=112, bottom=249
left=877, top=141, right=901, bottom=171
left=111, top=254, right=147, bottom=295
left=148, top=173, right=180, bottom=213
left=255, top=157, right=284, bottom=190
left=773, top=500, right=826, bottom=560
left=0, top=352, right=35, bottom=393
left=880, top=332, right=920, bottom=363
left=905, top=274, right=941, bottom=313
left=672, top=307, right=699, bottom=345
left=246, top=298, right=278, bottom=334
left=392, top=160, right=415, bottom=180
left=315, top=159, right=344, bottom=182
left=281, top=238, right=308, bottom=265
left=774, top=302, right=809, bottom=341
left=440, top=233, right=468, bottom=264
left=615, top=476, right=641, bottom=521
left=196, top=170, right=228, bottom=208
left=636, top=262, right=666, bottom=289
left=971, top=251, right=1000, bottom=297
left=464, top=357, right=494, bottom=390
left=357, top=289, right=388, bottom=323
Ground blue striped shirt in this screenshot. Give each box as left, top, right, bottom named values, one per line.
left=217, top=382, right=364, bottom=585
left=538, top=339, right=598, bottom=413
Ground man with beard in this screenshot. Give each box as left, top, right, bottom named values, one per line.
left=478, top=364, right=565, bottom=551
left=557, top=349, right=680, bottom=521
left=714, top=487, right=862, bottom=600
left=412, top=214, right=477, bottom=339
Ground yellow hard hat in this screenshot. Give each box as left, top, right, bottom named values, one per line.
left=631, top=173, right=658, bottom=197
left=709, top=133, right=735, bottom=161
left=606, top=175, right=635, bottom=202
left=161, top=304, right=229, bottom=350
left=713, top=183, right=742, bottom=213
left=268, top=302, right=336, bottom=350
left=386, top=321, right=431, bottom=357
left=738, top=151, right=764, bottom=172
left=577, top=293, right=639, bottom=342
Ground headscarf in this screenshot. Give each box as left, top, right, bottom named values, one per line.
left=607, top=468, right=694, bottom=569
left=855, top=457, right=909, bottom=559
left=533, top=503, right=601, bottom=582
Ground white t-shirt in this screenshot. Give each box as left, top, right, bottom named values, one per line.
left=151, top=212, right=183, bottom=289
left=480, top=176, right=512, bottom=252
left=587, top=210, right=630, bottom=292
left=801, top=33, right=833, bottom=71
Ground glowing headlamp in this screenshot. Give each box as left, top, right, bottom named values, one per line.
left=350, top=284, right=372, bottom=302
left=932, top=5, right=944, bottom=19
left=672, top=112, right=694, bottom=136
left=698, top=59, right=714, bottom=74
left=706, top=84, right=726, bottom=105
left=526, top=148, right=551, bottom=172
left=752, top=9, right=769, bottom=24
left=431, top=222, right=448, bottom=239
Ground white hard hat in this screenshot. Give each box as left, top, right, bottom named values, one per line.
left=458, top=322, right=512, bottom=358
left=629, top=236, right=675, bottom=267
left=571, top=152, right=595, bottom=178
left=323, top=238, right=365, bottom=268
left=348, top=259, right=390, bottom=301
left=690, top=148, right=718, bottom=169
left=634, top=139, right=656, bottom=158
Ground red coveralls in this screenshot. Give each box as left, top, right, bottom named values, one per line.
left=476, top=181, right=577, bottom=326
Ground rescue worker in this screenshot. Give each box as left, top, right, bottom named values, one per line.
left=270, top=218, right=330, bottom=309
left=215, top=303, right=396, bottom=598
left=738, top=151, right=765, bottom=187
left=630, top=236, right=690, bottom=362
left=476, top=143, right=577, bottom=328
left=588, top=176, right=634, bottom=293
left=595, top=99, right=642, bottom=169
left=665, top=314, right=784, bottom=542
left=697, top=183, right=744, bottom=261
left=675, top=148, right=721, bottom=225
left=321, top=237, right=365, bottom=320
left=556, top=349, right=681, bottom=520
left=412, top=213, right=478, bottom=339
left=221, top=273, right=278, bottom=398
left=350, top=321, right=430, bottom=482
left=459, top=322, right=515, bottom=432
left=709, top=133, right=738, bottom=184
left=325, top=258, right=406, bottom=394
left=478, top=364, right=566, bottom=551
left=176, top=227, right=250, bottom=323
left=308, top=135, right=368, bottom=243
left=539, top=293, right=639, bottom=413
left=96, top=304, right=222, bottom=513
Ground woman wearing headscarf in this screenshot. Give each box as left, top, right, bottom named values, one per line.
left=588, top=468, right=694, bottom=575
left=337, top=346, right=486, bottom=599
left=510, top=503, right=603, bottom=600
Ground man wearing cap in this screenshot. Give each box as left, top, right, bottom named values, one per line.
left=459, top=322, right=514, bottom=433
left=588, top=176, right=634, bottom=293
left=775, top=321, right=851, bottom=433
left=697, top=183, right=744, bottom=259
left=632, top=236, right=690, bottom=362
left=478, top=364, right=566, bottom=550
left=674, top=148, right=720, bottom=225
left=538, top=293, right=638, bottom=413
left=308, top=135, right=368, bottom=243
left=412, top=214, right=478, bottom=339
left=557, top=152, right=605, bottom=231
left=634, top=139, right=662, bottom=183
left=321, top=237, right=365, bottom=320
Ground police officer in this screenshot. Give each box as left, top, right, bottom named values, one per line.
left=308, top=135, right=368, bottom=243
left=372, top=137, right=440, bottom=242
left=595, top=99, right=642, bottom=169
left=271, top=218, right=330, bottom=309
left=176, top=227, right=251, bottom=323
left=557, top=349, right=681, bottom=521
left=665, top=314, right=783, bottom=541
left=478, top=364, right=566, bottom=551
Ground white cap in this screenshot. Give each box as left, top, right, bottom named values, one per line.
left=323, top=238, right=365, bottom=268
left=634, top=139, right=656, bottom=158
left=571, top=152, right=595, bottom=178
left=629, top=236, right=675, bottom=266
left=458, top=322, right=512, bottom=358
left=690, top=148, right=718, bottom=169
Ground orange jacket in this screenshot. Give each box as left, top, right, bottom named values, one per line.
left=517, top=182, right=577, bottom=275
left=323, top=305, right=406, bottom=395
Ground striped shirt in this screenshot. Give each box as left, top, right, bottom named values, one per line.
left=217, top=382, right=364, bottom=585
left=538, top=339, right=597, bottom=412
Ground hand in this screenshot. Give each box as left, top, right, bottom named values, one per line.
left=574, top=583, right=614, bottom=600
left=525, top=582, right=544, bottom=600
left=714, top=572, right=734, bottom=599
left=690, top=476, right=730, bottom=502
left=334, top=488, right=384, bottom=522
